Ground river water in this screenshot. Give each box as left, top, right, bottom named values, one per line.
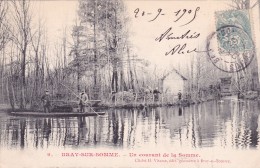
left=0, top=100, right=259, bottom=150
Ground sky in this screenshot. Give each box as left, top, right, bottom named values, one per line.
left=32, top=0, right=260, bottom=72
left=32, top=0, right=78, bottom=48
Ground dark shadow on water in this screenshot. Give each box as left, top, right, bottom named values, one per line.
left=249, top=102, right=259, bottom=148
left=20, top=119, right=26, bottom=149
left=178, top=107, right=182, bottom=116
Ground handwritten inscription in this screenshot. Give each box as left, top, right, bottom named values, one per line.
left=154, top=27, right=210, bottom=56
left=155, top=27, right=200, bottom=42
left=134, top=7, right=200, bottom=26
left=165, top=44, right=211, bottom=56
left=134, top=7, right=205, bottom=56
left=165, top=44, right=197, bottom=56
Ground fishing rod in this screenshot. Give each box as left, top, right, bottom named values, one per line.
left=59, top=82, right=100, bottom=116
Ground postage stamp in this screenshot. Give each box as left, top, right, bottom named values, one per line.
left=207, top=10, right=255, bottom=73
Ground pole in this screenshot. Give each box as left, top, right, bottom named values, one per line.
left=59, top=82, right=100, bottom=116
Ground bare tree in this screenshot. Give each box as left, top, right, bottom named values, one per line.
left=30, top=18, right=45, bottom=104
left=0, top=0, right=8, bottom=50
left=0, top=0, right=9, bottom=104
left=230, top=0, right=260, bottom=92
left=9, top=0, right=33, bottom=109
left=230, top=0, right=259, bottom=9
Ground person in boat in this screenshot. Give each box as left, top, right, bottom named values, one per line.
left=79, top=90, right=89, bottom=113
left=41, top=90, right=51, bottom=113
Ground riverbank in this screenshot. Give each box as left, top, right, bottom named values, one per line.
left=2, top=95, right=258, bottom=112
left=0, top=99, right=193, bottom=113
left=96, top=99, right=192, bottom=109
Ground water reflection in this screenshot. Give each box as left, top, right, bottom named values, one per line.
left=0, top=100, right=259, bottom=150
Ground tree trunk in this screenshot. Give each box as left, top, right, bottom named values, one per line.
left=7, top=77, right=15, bottom=110
left=20, top=49, right=26, bottom=109
left=112, top=66, right=118, bottom=92
left=127, top=47, right=135, bottom=91
left=93, top=0, right=99, bottom=99
left=77, top=63, right=80, bottom=93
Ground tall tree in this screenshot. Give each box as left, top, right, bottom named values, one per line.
left=0, top=0, right=9, bottom=104
left=231, top=0, right=260, bottom=91
left=30, top=19, right=45, bottom=104
left=10, top=0, right=32, bottom=109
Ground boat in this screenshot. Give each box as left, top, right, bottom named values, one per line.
left=51, top=100, right=101, bottom=107
left=10, top=111, right=106, bottom=117
left=49, top=100, right=102, bottom=112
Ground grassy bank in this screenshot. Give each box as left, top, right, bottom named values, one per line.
left=2, top=95, right=238, bottom=112
left=0, top=104, right=12, bottom=112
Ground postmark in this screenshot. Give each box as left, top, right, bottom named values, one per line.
left=207, top=10, right=254, bottom=73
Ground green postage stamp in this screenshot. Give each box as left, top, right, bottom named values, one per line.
left=207, top=10, right=255, bottom=73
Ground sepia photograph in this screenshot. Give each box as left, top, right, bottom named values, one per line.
left=0, top=0, right=260, bottom=167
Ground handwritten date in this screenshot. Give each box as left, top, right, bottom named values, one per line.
left=134, top=7, right=200, bottom=26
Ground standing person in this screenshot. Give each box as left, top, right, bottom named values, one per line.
left=153, top=87, right=161, bottom=102
left=41, top=90, right=51, bottom=113
left=111, top=91, right=116, bottom=103
left=178, top=90, right=182, bottom=101
left=143, top=87, right=151, bottom=105
left=79, top=90, right=88, bottom=113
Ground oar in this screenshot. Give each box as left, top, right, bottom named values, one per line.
left=59, top=83, right=100, bottom=116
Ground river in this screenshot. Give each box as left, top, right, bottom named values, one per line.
left=0, top=100, right=259, bottom=150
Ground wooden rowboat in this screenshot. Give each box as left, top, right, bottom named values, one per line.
left=10, top=111, right=106, bottom=117
left=51, top=100, right=101, bottom=106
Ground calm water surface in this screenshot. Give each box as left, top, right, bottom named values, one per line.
left=0, top=100, right=259, bottom=150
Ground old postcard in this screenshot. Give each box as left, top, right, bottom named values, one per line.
left=0, top=0, right=260, bottom=167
